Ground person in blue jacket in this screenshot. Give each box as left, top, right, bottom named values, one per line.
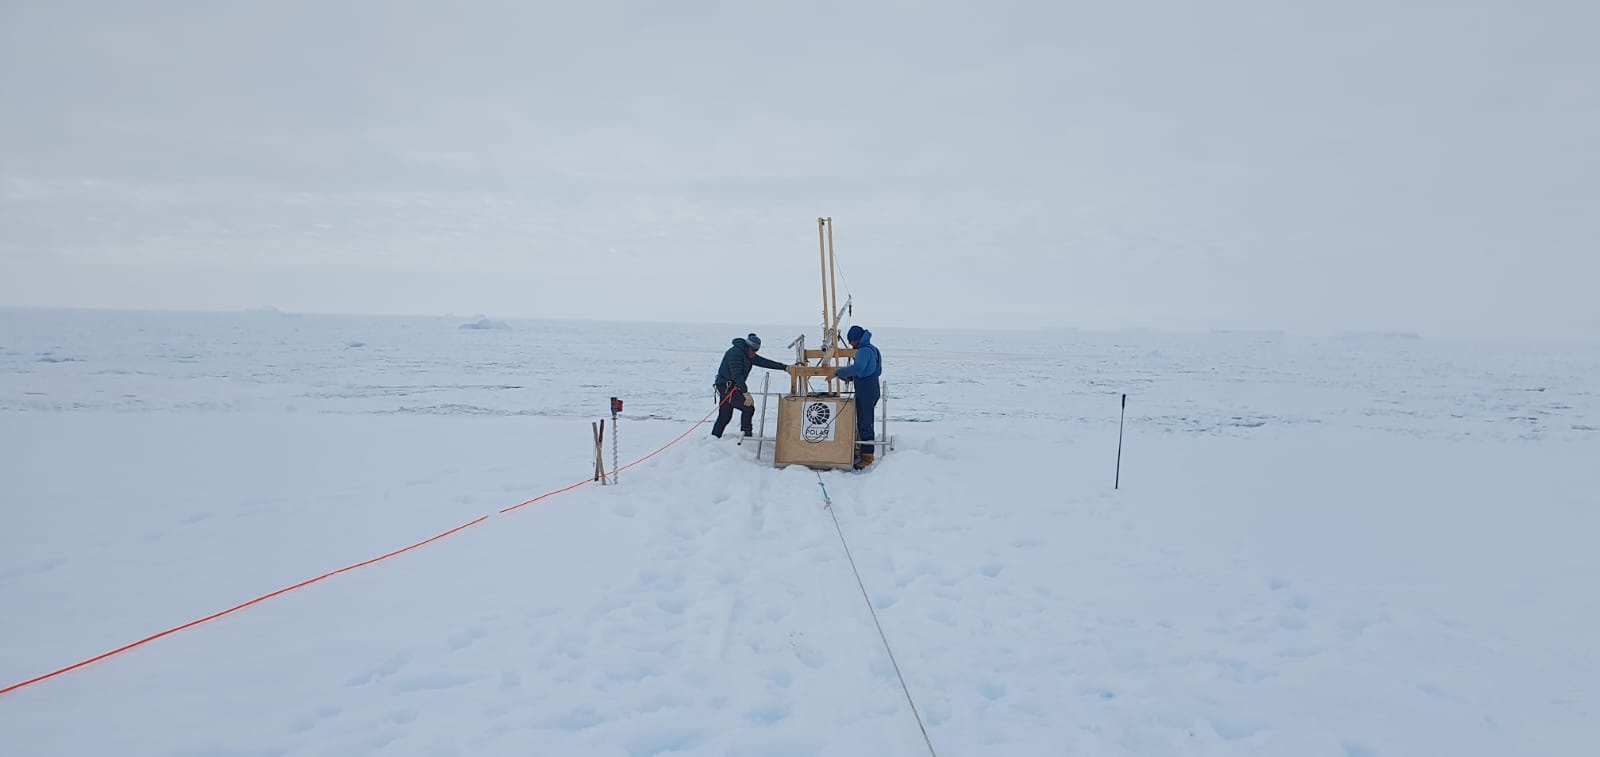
left=712, top=333, right=791, bottom=438
left=831, top=325, right=882, bottom=469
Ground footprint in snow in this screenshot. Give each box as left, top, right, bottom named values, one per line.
left=556, top=636, right=586, bottom=660
left=0, top=557, right=66, bottom=581
left=743, top=701, right=791, bottom=725
left=1208, top=716, right=1269, bottom=741
left=657, top=593, right=690, bottom=614
left=345, top=653, right=409, bottom=686
left=393, top=672, right=476, bottom=693
left=1342, top=741, right=1376, bottom=757
left=1076, top=684, right=1114, bottom=701
left=388, top=708, right=419, bottom=725
left=624, top=729, right=705, bottom=757
left=285, top=705, right=342, bottom=734
left=1276, top=645, right=1326, bottom=659
left=788, top=632, right=826, bottom=669
left=447, top=627, right=488, bottom=650
left=765, top=668, right=793, bottom=689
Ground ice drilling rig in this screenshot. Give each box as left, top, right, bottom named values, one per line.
left=757, top=217, right=891, bottom=470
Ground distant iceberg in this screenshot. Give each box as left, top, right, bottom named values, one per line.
left=460, top=316, right=510, bottom=330
left=1339, top=330, right=1421, bottom=341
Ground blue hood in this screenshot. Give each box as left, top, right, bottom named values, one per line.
left=835, top=328, right=880, bottom=381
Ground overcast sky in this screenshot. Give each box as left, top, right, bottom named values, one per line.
left=2, top=0, right=1596, bottom=340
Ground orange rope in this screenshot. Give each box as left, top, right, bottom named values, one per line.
left=502, top=389, right=733, bottom=513
left=0, top=516, right=489, bottom=697
left=1, top=389, right=740, bottom=697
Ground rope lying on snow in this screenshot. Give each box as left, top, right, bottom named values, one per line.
left=816, top=470, right=941, bottom=757
left=2, top=392, right=740, bottom=698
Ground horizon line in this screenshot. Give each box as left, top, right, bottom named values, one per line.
left=7, top=303, right=1591, bottom=348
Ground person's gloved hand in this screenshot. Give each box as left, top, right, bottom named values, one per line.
left=743, top=393, right=754, bottom=408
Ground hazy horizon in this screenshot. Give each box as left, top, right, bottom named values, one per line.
left=13, top=303, right=1593, bottom=349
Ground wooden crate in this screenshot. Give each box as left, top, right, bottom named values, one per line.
left=774, top=395, right=857, bottom=470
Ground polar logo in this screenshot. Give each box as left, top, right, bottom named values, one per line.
left=805, top=402, right=831, bottom=426
left=802, top=401, right=835, bottom=442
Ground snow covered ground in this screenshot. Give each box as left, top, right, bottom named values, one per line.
left=2, top=308, right=1597, bottom=756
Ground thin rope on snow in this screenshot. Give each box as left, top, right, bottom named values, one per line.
left=817, top=471, right=940, bottom=757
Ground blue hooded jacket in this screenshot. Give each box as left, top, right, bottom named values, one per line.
left=835, top=329, right=881, bottom=385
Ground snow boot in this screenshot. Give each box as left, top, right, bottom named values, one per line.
left=853, top=452, right=875, bottom=470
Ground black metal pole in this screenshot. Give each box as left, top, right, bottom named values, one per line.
left=1115, top=394, right=1126, bottom=490
left=593, top=420, right=604, bottom=482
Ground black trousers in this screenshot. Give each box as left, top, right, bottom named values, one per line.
left=711, top=383, right=753, bottom=437
left=854, top=378, right=878, bottom=459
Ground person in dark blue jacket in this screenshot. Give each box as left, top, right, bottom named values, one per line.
left=831, top=325, right=882, bottom=468
left=712, top=333, right=790, bottom=438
